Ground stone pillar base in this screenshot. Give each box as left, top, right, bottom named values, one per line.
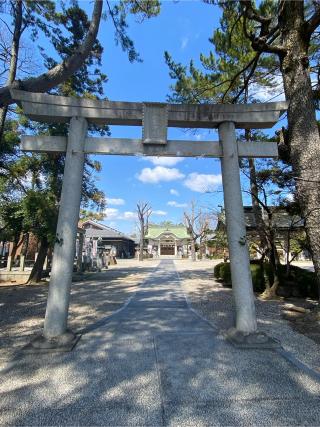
left=22, top=330, right=81, bottom=353
left=225, top=327, right=280, bottom=349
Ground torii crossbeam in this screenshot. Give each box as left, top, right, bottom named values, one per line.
left=11, top=90, right=287, bottom=350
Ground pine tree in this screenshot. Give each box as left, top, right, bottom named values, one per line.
left=226, top=1, right=320, bottom=294
left=24, top=3, right=108, bottom=282
left=165, top=4, right=290, bottom=295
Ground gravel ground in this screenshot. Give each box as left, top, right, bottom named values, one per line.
left=0, top=259, right=158, bottom=358
left=175, top=259, right=320, bottom=373
left=1, top=259, right=320, bottom=426
left=2, top=257, right=320, bottom=373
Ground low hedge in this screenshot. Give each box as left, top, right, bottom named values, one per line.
left=213, top=261, right=318, bottom=298
left=213, top=262, right=224, bottom=279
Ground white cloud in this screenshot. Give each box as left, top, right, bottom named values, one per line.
left=122, top=211, right=137, bottom=220
left=106, top=198, right=125, bottom=206
left=181, top=36, right=189, bottom=50
left=144, top=157, right=184, bottom=166
left=184, top=173, right=222, bottom=193
left=170, top=189, right=179, bottom=196
left=152, top=210, right=167, bottom=216
left=104, top=208, right=119, bottom=219
left=104, top=208, right=136, bottom=221
left=168, top=201, right=188, bottom=208
left=137, top=166, right=185, bottom=184
left=250, top=75, right=285, bottom=102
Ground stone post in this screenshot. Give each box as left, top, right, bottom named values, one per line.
left=219, top=122, right=257, bottom=334
left=43, top=117, right=87, bottom=339
left=19, top=255, right=25, bottom=272
left=6, top=256, right=13, bottom=271
left=77, top=232, right=84, bottom=272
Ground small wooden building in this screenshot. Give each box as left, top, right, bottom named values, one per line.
left=81, top=220, right=135, bottom=260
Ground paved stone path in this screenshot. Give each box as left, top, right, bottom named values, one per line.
left=1, top=260, right=320, bottom=426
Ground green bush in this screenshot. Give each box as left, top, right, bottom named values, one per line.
left=215, top=261, right=263, bottom=291
left=220, top=263, right=232, bottom=284
left=214, top=261, right=318, bottom=299
left=284, top=265, right=318, bottom=299
left=213, top=262, right=225, bottom=279
left=250, top=264, right=265, bottom=292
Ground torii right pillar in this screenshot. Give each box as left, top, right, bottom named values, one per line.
left=219, top=122, right=256, bottom=333
left=218, top=122, right=277, bottom=347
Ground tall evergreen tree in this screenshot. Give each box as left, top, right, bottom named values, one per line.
left=235, top=0, right=320, bottom=294
left=165, top=5, right=291, bottom=296
left=24, top=2, right=108, bottom=282
left=0, top=0, right=160, bottom=107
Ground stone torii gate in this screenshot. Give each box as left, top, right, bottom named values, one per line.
left=11, top=90, right=287, bottom=350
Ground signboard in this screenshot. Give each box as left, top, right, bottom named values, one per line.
left=142, top=102, right=168, bottom=144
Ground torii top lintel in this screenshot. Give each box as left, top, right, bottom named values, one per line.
left=11, top=90, right=287, bottom=130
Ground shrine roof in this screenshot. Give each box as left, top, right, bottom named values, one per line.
left=146, top=225, right=191, bottom=239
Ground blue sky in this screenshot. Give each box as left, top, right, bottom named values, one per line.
left=16, top=1, right=286, bottom=236
left=93, top=1, right=227, bottom=234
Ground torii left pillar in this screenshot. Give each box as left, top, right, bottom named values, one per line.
left=36, top=117, right=87, bottom=348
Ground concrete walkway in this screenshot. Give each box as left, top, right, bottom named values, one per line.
left=1, top=260, right=320, bottom=426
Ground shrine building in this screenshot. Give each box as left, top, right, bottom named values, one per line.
left=146, top=224, right=191, bottom=258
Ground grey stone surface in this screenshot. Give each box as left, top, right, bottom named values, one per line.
left=219, top=121, right=257, bottom=333
left=21, top=135, right=279, bottom=158
left=22, top=331, right=81, bottom=353
left=1, top=260, right=320, bottom=426
left=43, top=117, right=88, bottom=338
left=11, top=89, right=287, bottom=128
left=225, top=327, right=280, bottom=349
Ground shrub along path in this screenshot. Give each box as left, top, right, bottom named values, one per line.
left=177, top=259, right=320, bottom=373
left=1, top=260, right=320, bottom=426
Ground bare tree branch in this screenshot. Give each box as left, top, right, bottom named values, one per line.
left=0, top=0, right=22, bottom=140
left=0, top=0, right=103, bottom=107
left=239, top=0, right=272, bottom=25
left=305, top=6, right=320, bottom=36
left=240, top=0, right=287, bottom=56
left=137, top=201, right=152, bottom=261
left=222, top=52, right=260, bottom=103
left=231, top=53, right=260, bottom=103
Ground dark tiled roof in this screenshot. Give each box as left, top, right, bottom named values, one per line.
left=217, top=207, right=304, bottom=231
left=82, top=221, right=134, bottom=241
left=243, top=206, right=304, bottom=230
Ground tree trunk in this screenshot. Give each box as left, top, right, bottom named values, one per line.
left=10, top=232, right=24, bottom=261
left=21, top=232, right=29, bottom=257
left=139, top=216, right=144, bottom=261
left=191, top=239, right=196, bottom=261
left=279, top=3, right=320, bottom=296
left=247, top=153, right=281, bottom=298
left=27, top=237, right=49, bottom=283
left=0, top=0, right=22, bottom=141
left=262, top=265, right=280, bottom=299
left=286, top=229, right=291, bottom=277
left=248, top=157, right=269, bottom=255
left=0, top=0, right=102, bottom=107
left=139, top=234, right=144, bottom=261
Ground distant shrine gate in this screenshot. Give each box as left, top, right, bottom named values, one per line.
left=11, top=90, right=287, bottom=348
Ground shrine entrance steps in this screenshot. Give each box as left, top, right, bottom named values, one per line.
left=1, top=260, right=320, bottom=425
